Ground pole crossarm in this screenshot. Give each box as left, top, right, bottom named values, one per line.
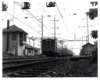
left=61, top=40, right=88, bottom=41
left=78, top=25, right=92, bottom=27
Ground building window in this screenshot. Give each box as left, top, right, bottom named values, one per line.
left=12, top=33, right=17, bottom=40
left=35, top=50, right=37, bottom=52
left=86, top=46, right=92, bottom=52
left=23, top=33, right=26, bottom=41
left=20, top=33, right=23, bottom=38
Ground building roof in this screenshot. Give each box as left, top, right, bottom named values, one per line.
left=24, top=43, right=40, bottom=50
left=24, top=43, right=33, bottom=49
left=3, top=25, right=28, bottom=35
left=82, top=43, right=94, bottom=47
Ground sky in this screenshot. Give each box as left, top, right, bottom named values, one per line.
left=1, top=0, right=99, bottom=55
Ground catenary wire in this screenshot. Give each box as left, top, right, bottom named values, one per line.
left=16, top=2, right=52, bottom=33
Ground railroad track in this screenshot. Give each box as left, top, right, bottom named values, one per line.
left=3, top=55, right=92, bottom=77
left=3, top=58, right=65, bottom=77
left=3, top=57, right=50, bottom=68
left=3, top=57, right=49, bottom=62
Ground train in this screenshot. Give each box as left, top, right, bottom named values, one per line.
left=41, top=38, right=73, bottom=56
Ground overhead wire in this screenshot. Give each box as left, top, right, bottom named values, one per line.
left=15, top=2, right=42, bottom=25
left=39, top=2, right=71, bottom=39
left=11, top=19, right=38, bottom=35
left=62, top=2, right=69, bottom=19
left=39, top=2, right=63, bottom=38
left=16, top=2, right=71, bottom=39
left=56, top=3, right=71, bottom=39
left=75, top=34, right=91, bottom=40
left=15, top=2, right=43, bottom=31
left=40, top=3, right=70, bottom=37
left=36, top=2, right=54, bottom=34
left=62, top=2, right=71, bottom=31
left=16, top=2, right=52, bottom=33
left=6, top=11, right=41, bottom=35
left=39, top=2, right=54, bottom=27
left=62, top=2, right=66, bottom=14
left=37, top=2, right=59, bottom=37
left=56, top=3, right=71, bottom=33
left=8, top=10, right=40, bottom=34
left=13, top=2, right=15, bottom=20
left=55, top=14, right=71, bottom=32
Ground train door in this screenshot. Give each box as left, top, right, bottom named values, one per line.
left=47, top=39, right=51, bottom=51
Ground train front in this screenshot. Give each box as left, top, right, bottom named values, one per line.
left=41, top=38, right=56, bottom=56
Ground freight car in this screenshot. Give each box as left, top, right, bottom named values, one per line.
left=41, top=38, right=67, bottom=56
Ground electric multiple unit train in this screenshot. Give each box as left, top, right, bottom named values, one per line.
left=41, top=38, right=68, bottom=56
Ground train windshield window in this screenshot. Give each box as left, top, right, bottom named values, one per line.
left=47, top=41, right=50, bottom=45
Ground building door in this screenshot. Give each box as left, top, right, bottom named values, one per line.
left=12, top=46, right=17, bottom=56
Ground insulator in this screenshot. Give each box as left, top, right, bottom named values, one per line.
left=21, top=2, right=30, bottom=9
left=46, top=2, right=56, bottom=7
left=2, top=2, right=8, bottom=11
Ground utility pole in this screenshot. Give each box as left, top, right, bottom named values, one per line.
left=62, top=42, right=63, bottom=54
left=54, top=17, right=56, bottom=39
left=6, top=20, right=10, bottom=54
left=51, top=17, right=59, bottom=51
left=82, top=36, right=83, bottom=45
left=79, top=14, right=92, bottom=43
left=41, top=15, right=43, bottom=54
left=86, top=15, right=89, bottom=43
left=41, top=15, right=43, bottom=40
left=51, top=17, right=59, bottom=39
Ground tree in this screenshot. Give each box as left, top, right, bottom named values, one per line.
left=91, top=30, right=98, bottom=61
left=91, top=30, right=98, bottom=39
left=89, top=9, right=98, bottom=20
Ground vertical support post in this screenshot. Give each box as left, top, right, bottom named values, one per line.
left=66, top=48, right=67, bottom=55
left=54, top=17, right=56, bottom=39
left=41, top=15, right=43, bottom=40
left=6, top=20, right=10, bottom=53
left=7, top=20, right=9, bottom=29
left=82, top=36, right=83, bottom=45
left=51, top=17, right=59, bottom=52
left=62, top=42, right=63, bottom=54
left=29, top=38, right=31, bottom=45
left=54, top=17, right=56, bottom=51
left=33, top=40, right=34, bottom=47
left=51, top=17, right=59, bottom=39
left=41, top=15, right=43, bottom=54
left=87, top=15, right=89, bottom=43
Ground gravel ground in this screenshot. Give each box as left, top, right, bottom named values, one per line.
left=38, top=58, right=98, bottom=77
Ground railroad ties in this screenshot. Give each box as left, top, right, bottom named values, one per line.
left=3, top=57, right=64, bottom=77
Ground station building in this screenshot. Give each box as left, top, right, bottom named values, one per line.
left=80, top=43, right=94, bottom=55
left=3, top=23, right=40, bottom=57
